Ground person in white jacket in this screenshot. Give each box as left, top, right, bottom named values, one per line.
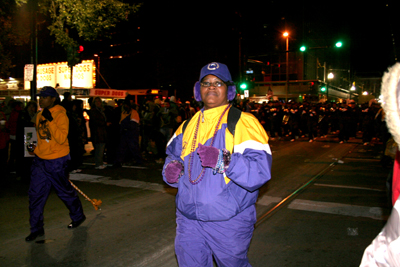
left=360, top=63, right=400, bottom=266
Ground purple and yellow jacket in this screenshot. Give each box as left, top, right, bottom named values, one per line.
left=162, top=104, right=272, bottom=222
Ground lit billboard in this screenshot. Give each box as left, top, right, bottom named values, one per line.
left=27, top=60, right=96, bottom=89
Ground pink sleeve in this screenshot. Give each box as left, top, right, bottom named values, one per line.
left=392, top=150, right=400, bottom=206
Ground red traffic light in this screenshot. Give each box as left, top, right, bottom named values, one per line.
left=78, top=45, right=84, bottom=53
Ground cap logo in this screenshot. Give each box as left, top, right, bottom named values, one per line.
left=207, top=62, right=219, bottom=71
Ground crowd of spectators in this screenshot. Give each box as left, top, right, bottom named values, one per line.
left=1, top=98, right=37, bottom=182
left=0, top=93, right=393, bottom=180
left=234, top=99, right=389, bottom=145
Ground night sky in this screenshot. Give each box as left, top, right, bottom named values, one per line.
left=124, top=1, right=399, bottom=98
left=9, top=1, right=400, bottom=100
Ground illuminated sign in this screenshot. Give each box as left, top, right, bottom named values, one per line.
left=90, top=89, right=127, bottom=98
left=34, top=60, right=96, bottom=89
left=24, top=64, right=34, bottom=82
left=37, top=65, right=56, bottom=88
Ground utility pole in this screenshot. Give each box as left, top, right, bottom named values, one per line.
left=30, top=0, right=38, bottom=100
left=286, top=37, right=289, bottom=102
left=239, top=36, right=242, bottom=83
left=283, top=32, right=289, bottom=102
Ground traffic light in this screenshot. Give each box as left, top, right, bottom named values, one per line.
left=335, top=41, right=343, bottom=48
left=300, top=45, right=306, bottom=52
left=320, top=86, right=326, bottom=92
left=309, top=81, right=315, bottom=90
left=240, top=82, right=247, bottom=90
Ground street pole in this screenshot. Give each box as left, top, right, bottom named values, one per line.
left=70, top=65, right=73, bottom=94
left=239, top=37, right=242, bottom=83
left=282, top=32, right=289, bottom=102
left=30, top=0, right=38, bottom=100
left=285, top=36, right=289, bottom=102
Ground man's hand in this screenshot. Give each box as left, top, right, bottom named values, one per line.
left=197, top=143, right=219, bottom=168
left=26, top=143, right=36, bottom=155
left=42, top=108, right=53, bottom=122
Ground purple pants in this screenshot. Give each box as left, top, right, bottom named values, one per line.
left=175, top=205, right=256, bottom=267
left=28, top=154, right=85, bottom=233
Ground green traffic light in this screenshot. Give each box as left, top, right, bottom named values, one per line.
left=335, top=41, right=343, bottom=48
left=320, top=87, right=326, bottom=92
left=300, top=46, right=306, bottom=52
left=240, top=83, right=247, bottom=90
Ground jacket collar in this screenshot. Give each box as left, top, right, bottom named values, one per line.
left=201, top=104, right=230, bottom=121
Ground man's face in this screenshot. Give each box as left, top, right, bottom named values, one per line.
left=95, top=98, right=103, bottom=108
left=200, top=75, right=228, bottom=110
left=39, top=96, right=56, bottom=109
left=27, top=104, right=36, bottom=114
left=123, top=103, right=131, bottom=111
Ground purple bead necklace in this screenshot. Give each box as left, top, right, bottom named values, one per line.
left=188, top=104, right=231, bottom=185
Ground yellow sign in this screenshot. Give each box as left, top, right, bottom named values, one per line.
left=37, top=65, right=56, bottom=88
left=33, top=60, right=96, bottom=89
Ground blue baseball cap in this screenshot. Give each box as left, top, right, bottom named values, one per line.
left=36, top=86, right=59, bottom=97
left=199, top=62, right=233, bottom=83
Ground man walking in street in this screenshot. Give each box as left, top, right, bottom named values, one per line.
left=25, top=86, right=86, bottom=242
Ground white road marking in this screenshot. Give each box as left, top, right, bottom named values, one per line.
left=70, top=174, right=385, bottom=220
left=288, top=199, right=385, bottom=220
left=135, top=243, right=176, bottom=267
left=82, top=162, right=148, bottom=169
left=257, top=195, right=283, bottom=206
left=69, top=173, right=167, bottom=193
left=69, top=173, right=105, bottom=181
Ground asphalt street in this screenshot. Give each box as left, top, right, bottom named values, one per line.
left=0, top=133, right=393, bottom=266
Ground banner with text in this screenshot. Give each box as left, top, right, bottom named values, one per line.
left=33, top=60, right=95, bottom=89
left=89, top=89, right=127, bottom=98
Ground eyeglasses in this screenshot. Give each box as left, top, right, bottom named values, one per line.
left=200, top=81, right=225, bottom=87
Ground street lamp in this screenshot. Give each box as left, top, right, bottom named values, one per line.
left=324, top=70, right=335, bottom=100
left=283, top=32, right=289, bottom=102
